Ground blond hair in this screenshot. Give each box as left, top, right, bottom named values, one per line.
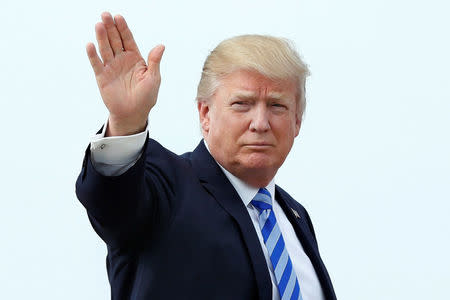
left=196, top=34, right=310, bottom=117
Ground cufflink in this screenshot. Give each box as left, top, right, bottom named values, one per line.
left=291, top=208, right=300, bottom=219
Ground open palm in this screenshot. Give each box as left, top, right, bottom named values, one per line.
left=86, top=12, right=164, bottom=136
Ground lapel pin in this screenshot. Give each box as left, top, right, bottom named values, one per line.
left=291, top=208, right=301, bottom=219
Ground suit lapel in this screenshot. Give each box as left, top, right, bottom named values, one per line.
left=190, top=141, right=272, bottom=300
left=275, top=187, right=337, bottom=300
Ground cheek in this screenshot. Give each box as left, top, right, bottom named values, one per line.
left=274, top=119, right=297, bottom=145
left=219, top=114, right=248, bottom=135
left=209, top=113, right=236, bottom=144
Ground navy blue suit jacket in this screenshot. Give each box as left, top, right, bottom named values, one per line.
left=76, top=137, right=337, bottom=300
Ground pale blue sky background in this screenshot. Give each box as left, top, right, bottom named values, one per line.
left=1, top=0, right=449, bottom=299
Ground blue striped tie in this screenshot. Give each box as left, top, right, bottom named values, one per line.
left=251, top=188, right=303, bottom=300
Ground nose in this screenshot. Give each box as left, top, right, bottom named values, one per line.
left=249, top=104, right=270, bottom=132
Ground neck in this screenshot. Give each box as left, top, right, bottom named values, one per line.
left=231, top=169, right=275, bottom=188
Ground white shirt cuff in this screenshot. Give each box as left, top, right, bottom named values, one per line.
left=89, top=118, right=148, bottom=175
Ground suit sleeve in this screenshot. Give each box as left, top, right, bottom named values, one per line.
left=75, top=136, right=177, bottom=249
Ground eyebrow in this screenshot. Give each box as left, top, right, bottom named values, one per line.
left=231, top=91, right=288, bottom=101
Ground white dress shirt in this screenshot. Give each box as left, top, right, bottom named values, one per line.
left=89, top=121, right=325, bottom=300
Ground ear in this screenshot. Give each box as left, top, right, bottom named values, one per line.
left=294, top=113, right=302, bottom=138
left=197, top=100, right=211, bottom=134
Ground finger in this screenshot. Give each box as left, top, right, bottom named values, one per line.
left=86, top=43, right=103, bottom=76
left=95, top=22, right=114, bottom=64
left=114, top=15, right=139, bottom=52
left=101, top=12, right=124, bottom=56
left=147, top=45, right=165, bottom=77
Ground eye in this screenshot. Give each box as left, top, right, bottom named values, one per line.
left=231, top=101, right=251, bottom=111
left=270, top=102, right=287, bottom=111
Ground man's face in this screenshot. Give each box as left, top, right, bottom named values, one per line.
left=198, top=69, right=301, bottom=187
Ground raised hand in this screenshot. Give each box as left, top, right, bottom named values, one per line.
left=86, top=12, right=165, bottom=136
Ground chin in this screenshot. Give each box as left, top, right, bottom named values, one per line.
left=241, top=155, right=277, bottom=171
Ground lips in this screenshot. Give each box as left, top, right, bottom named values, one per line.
left=243, top=143, right=274, bottom=148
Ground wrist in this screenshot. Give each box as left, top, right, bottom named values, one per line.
left=105, top=116, right=147, bottom=137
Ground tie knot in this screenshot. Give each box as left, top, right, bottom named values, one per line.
left=251, top=188, right=273, bottom=213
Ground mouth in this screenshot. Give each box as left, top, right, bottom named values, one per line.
left=243, top=143, right=274, bottom=149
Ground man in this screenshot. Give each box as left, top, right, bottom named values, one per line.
left=76, top=12, right=336, bottom=300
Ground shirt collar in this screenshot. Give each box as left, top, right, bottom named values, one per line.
left=203, top=140, right=275, bottom=207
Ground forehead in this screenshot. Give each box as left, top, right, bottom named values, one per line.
left=218, top=69, right=297, bottom=99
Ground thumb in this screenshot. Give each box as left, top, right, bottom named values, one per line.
left=147, top=44, right=165, bottom=76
